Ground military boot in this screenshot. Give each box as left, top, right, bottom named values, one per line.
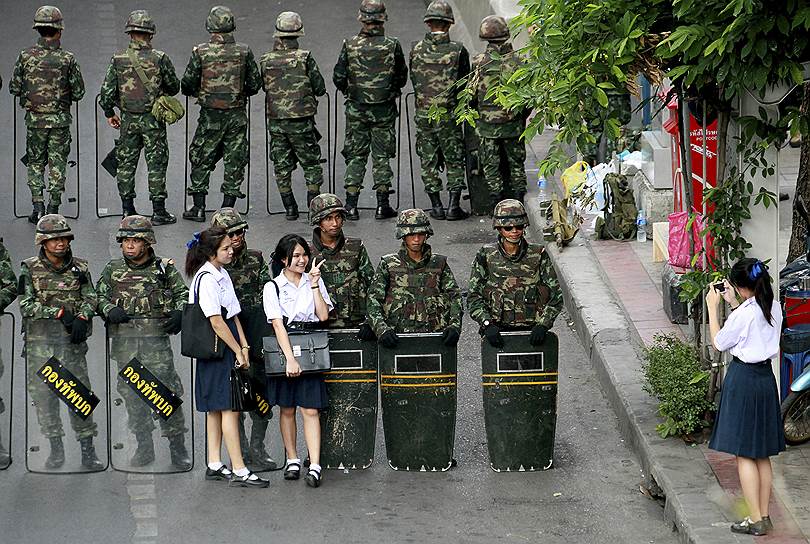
left=345, top=193, right=360, bottom=221
left=247, top=418, right=277, bottom=472
left=306, top=190, right=319, bottom=208
left=183, top=194, right=206, bottom=222
left=221, top=195, right=237, bottom=208
left=375, top=191, right=397, bottom=220
left=446, top=190, right=470, bottom=221
left=489, top=193, right=502, bottom=216
left=281, top=192, right=299, bottom=221
left=80, top=437, right=104, bottom=470
left=427, top=192, right=446, bottom=220
left=45, top=436, right=65, bottom=469
left=121, top=197, right=138, bottom=217
left=168, top=434, right=192, bottom=470
left=28, top=202, right=46, bottom=224
left=151, top=199, right=177, bottom=225
left=130, top=433, right=155, bottom=467
left=46, top=202, right=60, bottom=215
left=238, top=415, right=250, bottom=457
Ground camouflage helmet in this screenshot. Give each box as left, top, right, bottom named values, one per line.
left=211, top=207, right=249, bottom=234
left=206, top=5, right=235, bottom=33
left=274, top=11, right=304, bottom=38
left=395, top=208, right=433, bottom=239
left=492, top=199, right=529, bottom=228
left=424, top=1, right=454, bottom=24
left=33, top=6, right=64, bottom=30
left=479, top=15, right=509, bottom=41
left=125, top=10, right=156, bottom=35
left=358, top=0, right=387, bottom=23
left=35, top=214, right=74, bottom=245
left=116, top=215, right=156, bottom=245
left=309, top=193, right=346, bottom=226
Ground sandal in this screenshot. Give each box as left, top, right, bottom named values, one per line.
left=305, top=466, right=322, bottom=488
left=284, top=459, right=301, bottom=480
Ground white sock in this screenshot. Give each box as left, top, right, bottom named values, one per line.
left=234, top=467, right=250, bottom=477
left=309, top=463, right=322, bottom=474
left=286, top=458, right=301, bottom=469
left=208, top=461, right=226, bottom=472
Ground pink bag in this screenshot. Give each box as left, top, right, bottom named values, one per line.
left=668, top=211, right=708, bottom=269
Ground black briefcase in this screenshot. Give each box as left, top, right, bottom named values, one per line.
left=263, top=331, right=331, bottom=376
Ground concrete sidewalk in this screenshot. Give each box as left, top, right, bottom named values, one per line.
left=525, top=133, right=810, bottom=544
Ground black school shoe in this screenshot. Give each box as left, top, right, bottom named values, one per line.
left=284, top=460, right=301, bottom=480
left=205, top=466, right=233, bottom=481
left=229, top=471, right=269, bottom=488
left=305, top=466, right=322, bottom=488
left=730, top=517, right=768, bottom=536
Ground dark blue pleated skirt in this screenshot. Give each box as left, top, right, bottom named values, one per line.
left=195, top=318, right=240, bottom=413
left=709, top=358, right=786, bottom=458
left=266, top=373, right=328, bottom=410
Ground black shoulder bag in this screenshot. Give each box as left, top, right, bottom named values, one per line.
left=181, top=271, right=226, bottom=360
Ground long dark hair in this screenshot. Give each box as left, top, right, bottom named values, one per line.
left=184, top=227, right=228, bottom=278
left=728, top=257, right=774, bottom=325
left=270, top=234, right=310, bottom=277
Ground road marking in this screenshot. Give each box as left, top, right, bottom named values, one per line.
left=127, top=472, right=158, bottom=544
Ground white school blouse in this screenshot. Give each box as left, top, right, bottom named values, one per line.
left=263, top=271, right=333, bottom=323
left=189, top=261, right=242, bottom=319
left=713, top=297, right=782, bottom=363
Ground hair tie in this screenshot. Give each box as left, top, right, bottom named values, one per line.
left=186, top=232, right=201, bottom=249
left=749, top=260, right=764, bottom=281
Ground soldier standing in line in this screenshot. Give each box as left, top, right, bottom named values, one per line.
left=19, top=215, right=103, bottom=470
left=333, top=0, right=408, bottom=221
left=366, top=208, right=462, bottom=348
left=469, top=15, right=529, bottom=209
left=467, top=199, right=563, bottom=349
left=260, top=11, right=327, bottom=221
left=210, top=208, right=276, bottom=472
left=308, top=193, right=375, bottom=337
left=99, top=10, right=180, bottom=224
left=96, top=216, right=191, bottom=470
left=10, top=6, right=85, bottom=224
left=0, top=240, right=18, bottom=467
left=182, top=6, right=262, bottom=223
left=410, top=0, right=470, bottom=221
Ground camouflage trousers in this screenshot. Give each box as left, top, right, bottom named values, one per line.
left=26, top=338, right=98, bottom=440
left=188, top=108, right=248, bottom=197
left=110, top=337, right=187, bottom=439
left=117, top=112, right=169, bottom=201
left=478, top=135, right=527, bottom=195
left=25, top=126, right=72, bottom=205
left=414, top=116, right=466, bottom=194
left=342, top=102, right=397, bottom=195
left=268, top=127, right=324, bottom=195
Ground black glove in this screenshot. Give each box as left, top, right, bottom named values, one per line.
left=380, top=329, right=399, bottom=349
left=58, top=308, right=75, bottom=333
left=106, top=306, right=130, bottom=325
left=70, top=317, right=89, bottom=344
left=442, top=326, right=460, bottom=347
left=357, top=322, right=376, bottom=341
left=484, top=324, right=504, bottom=348
left=529, top=324, right=548, bottom=346
left=163, top=310, right=183, bottom=335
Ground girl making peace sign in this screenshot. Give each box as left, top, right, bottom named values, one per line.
left=264, top=234, right=333, bottom=487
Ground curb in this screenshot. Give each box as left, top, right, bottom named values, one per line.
left=524, top=195, right=754, bottom=544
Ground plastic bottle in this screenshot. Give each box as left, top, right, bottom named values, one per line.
left=636, top=210, right=647, bottom=242
left=537, top=175, right=547, bottom=191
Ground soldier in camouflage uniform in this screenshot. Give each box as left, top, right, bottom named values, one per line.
left=260, top=11, right=327, bottom=221
left=10, top=6, right=85, bottom=224
left=99, top=10, right=181, bottom=224
left=210, top=207, right=276, bottom=472
left=0, top=240, right=18, bottom=466
left=367, top=208, right=462, bottom=348
left=333, top=0, right=408, bottom=220
left=19, top=215, right=103, bottom=470
left=96, top=216, right=191, bottom=470
left=308, top=194, right=375, bottom=337
left=181, top=6, right=262, bottom=223
left=410, top=1, right=471, bottom=221
left=467, top=200, right=563, bottom=349
left=469, top=16, right=529, bottom=209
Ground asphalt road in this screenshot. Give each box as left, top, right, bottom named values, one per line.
left=0, top=1, right=677, bottom=543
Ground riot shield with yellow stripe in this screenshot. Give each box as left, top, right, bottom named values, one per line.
left=481, top=331, right=559, bottom=472
left=379, top=332, right=456, bottom=471
left=320, top=329, right=378, bottom=470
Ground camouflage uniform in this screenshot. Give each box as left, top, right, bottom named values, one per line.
left=410, top=1, right=471, bottom=219
left=182, top=7, right=262, bottom=211
left=99, top=11, right=181, bottom=206
left=261, top=12, right=327, bottom=218
left=9, top=6, right=84, bottom=219
left=367, top=209, right=462, bottom=337
left=333, top=0, right=408, bottom=218
left=308, top=194, right=375, bottom=328
left=581, top=90, right=632, bottom=166
left=96, top=216, right=190, bottom=468
left=467, top=200, right=563, bottom=338
left=470, top=16, right=528, bottom=201
left=0, top=240, right=18, bottom=465
left=20, top=214, right=102, bottom=469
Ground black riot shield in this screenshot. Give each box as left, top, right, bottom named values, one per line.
left=107, top=318, right=194, bottom=473
left=481, top=331, right=559, bottom=472
left=24, top=319, right=108, bottom=473
left=319, top=329, right=378, bottom=470
left=0, top=313, right=16, bottom=470
left=378, top=332, right=456, bottom=471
